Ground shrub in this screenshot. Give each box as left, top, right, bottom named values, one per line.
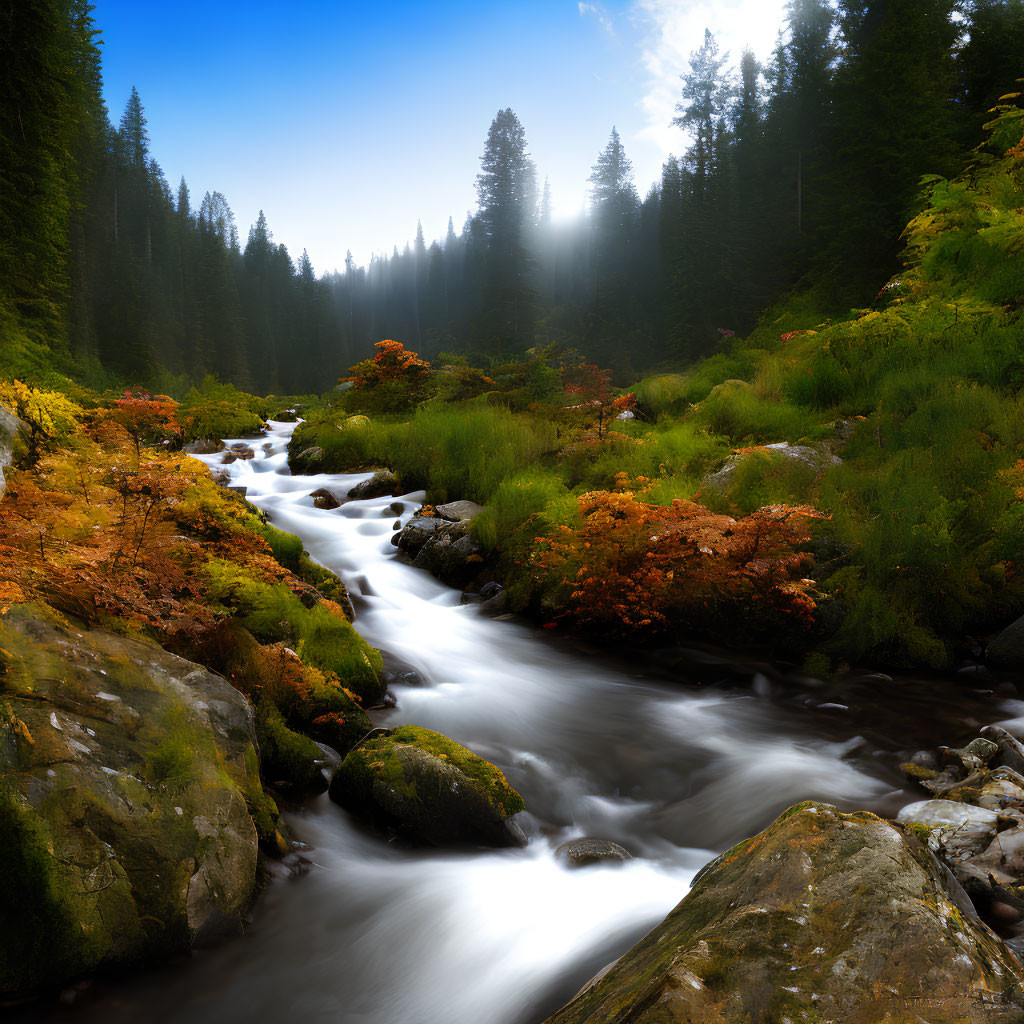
left=177, top=377, right=270, bottom=441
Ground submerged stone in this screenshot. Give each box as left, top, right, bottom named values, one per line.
left=309, top=487, right=341, bottom=510
left=542, top=802, right=1024, bottom=1024
left=555, top=838, right=632, bottom=868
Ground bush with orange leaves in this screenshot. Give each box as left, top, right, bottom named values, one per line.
left=342, top=339, right=432, bottom=413
left=519, top=490, right=827, bottom=641
left=345, top=339, right=431, bottom=389
left=105, top=389, right=181, bottom=459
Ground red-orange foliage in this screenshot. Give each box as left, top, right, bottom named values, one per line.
left=525, top=490, right=827, bottom=639
left=562, top=363, right=611, bottom=406
left=106, top=389, right=181, bottom=458
left=345, top=339, right=431, bottom=389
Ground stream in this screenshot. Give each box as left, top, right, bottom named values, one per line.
left=26, top=419, right=1022, bottom=1023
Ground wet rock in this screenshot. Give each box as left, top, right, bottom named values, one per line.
left=940, top=736, right=1000, bottom=771
left=480, top=591, right=507, bottom=616
left=348, top=469, right=399, bottom=500
left=328, top=726, right=526, bottom=848
left=897, top=799, right=1002, bottom=860
left=555, top=838, right=632, bottom=868
left=0, top=405, right=27, bottom=503
left=433, top=500, right=484, bottom=522
left=391, top=512, right=441, bottom=553
left=542, top=802, right=1024, bottom=1024
left=392, top=507, right=488, bottom=588
left=309, top=487, right=341, bottom=510
left=221, top=452, right=237, bottom=464
left=0, top=607, right=272, bottom=997
left=182, top=438, right=224, bottom=454
left=412, top=521, right=483, bottom=587
left=983, top=725, right=1024, bottom=777
left=988, top=614, right=1024, bottom=669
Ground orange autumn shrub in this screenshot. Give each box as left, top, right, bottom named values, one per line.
left=345, top=339, right=431, bottom=389
left=520, top=490, right=826, bottom=640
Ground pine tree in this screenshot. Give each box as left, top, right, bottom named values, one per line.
left=957, top=0, right=1024, bottom=138
left=474, top=108, right=538, bottom=350
left=824, top=0, right=959, bottom=300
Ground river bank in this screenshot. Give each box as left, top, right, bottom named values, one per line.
left=11, top=418, right=1023, bottom=1023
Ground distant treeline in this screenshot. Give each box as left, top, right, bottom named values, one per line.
left=3, top=1, right=1023, bottom=391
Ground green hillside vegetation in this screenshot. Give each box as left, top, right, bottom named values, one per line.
left=292, top=101, right=1024, bottom=670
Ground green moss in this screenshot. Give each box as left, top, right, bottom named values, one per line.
left=255, top=702, right=326, bottom=794
left=369, top=726, right=523, bottom=815
left=103, top=655, right=158, bottom=692
left=143, top=708, right=201, bottom=789
left=904, top=821, right=936, bottom=844
left=296, top=607, right=383, bottom=704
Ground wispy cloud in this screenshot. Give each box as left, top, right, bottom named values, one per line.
left=632, top=0, right=788, bottom=161
left=579, top=2, right=615, bottom=34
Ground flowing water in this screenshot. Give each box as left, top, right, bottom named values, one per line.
left=23, top=420, right=1019, bottom=1023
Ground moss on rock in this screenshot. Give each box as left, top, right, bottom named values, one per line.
left=0, top=607, right=273, bottom=998
left=255, top=701, right=327, bottom=794
left=329, top=725, right=525, bottom=847
left=543, top=802, right=1024, bottom=1024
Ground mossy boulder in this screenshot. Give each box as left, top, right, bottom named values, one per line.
left=339, top=414, right=370, bottom=431
left=543, top=802, right=1024, bottom=1024
left=701, top=442, right=841, bottom=497
left=328, top=726, right=525, bottom=847
left=0, top=606, right=274, bottom=997
left=348, top=469, right=400, bottom=500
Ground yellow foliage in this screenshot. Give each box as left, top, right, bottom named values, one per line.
left=0, top=379, right=82, bottom=443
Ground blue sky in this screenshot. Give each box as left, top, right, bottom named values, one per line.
left=93, top=0, right=788, bottom=274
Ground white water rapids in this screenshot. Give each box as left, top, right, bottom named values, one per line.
left=29, top=419, right=1011, bottom=1023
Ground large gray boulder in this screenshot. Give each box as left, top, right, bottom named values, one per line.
left=0, top=606, right=275, bottom=997
left=0, top=406, right=28, bottom=502
left=543, top=802, right=1024, bottom=1024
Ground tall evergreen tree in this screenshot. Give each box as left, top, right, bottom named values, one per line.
left=475, top=108, right=538, bottom=350
left=824, top=0, right=959, bottom=300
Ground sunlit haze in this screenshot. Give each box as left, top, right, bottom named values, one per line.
left=95, top=0, right=788, bottom=273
